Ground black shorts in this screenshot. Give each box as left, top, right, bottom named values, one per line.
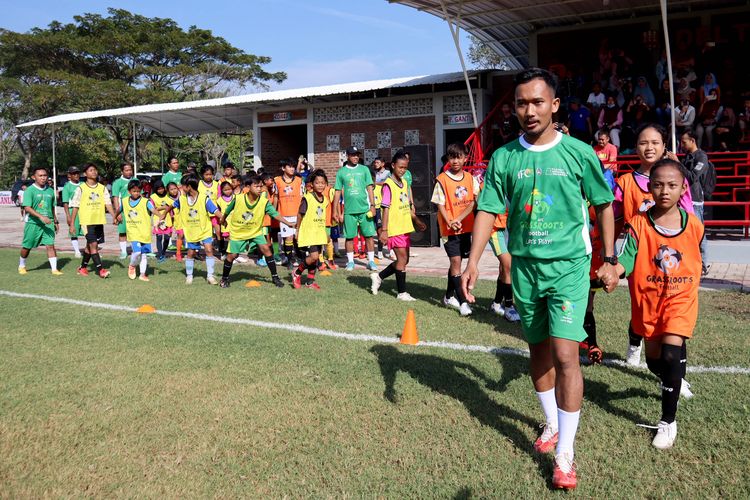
left=296, top=245, right=322, bottom=259
left=443, top=233, right=471, bottom=259
left=84, top=224, right=105, bottom=244
left=374, top=208, right=383, bottom=228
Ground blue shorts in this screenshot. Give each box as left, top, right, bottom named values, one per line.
left=187, top=237, right=213, bottom=250
left=131, top=242, right=153, bottom=254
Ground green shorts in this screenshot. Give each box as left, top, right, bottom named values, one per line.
left=511, top=255, right=590, bottom=345
left=117, top=219, right=127, bottom=235
left=229, top=235, right=267, bottom=254
left=22, top=223, right=56, bottom=249
left=489, top=229, right=508, bottom=257
left=325, top=227, right=331, bottom=237
left=343, top=212, right=376, bottom=239
left=67, top=208, right=84, bottom=237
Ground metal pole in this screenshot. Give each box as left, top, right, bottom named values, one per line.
left=132, top=120, right=138, bottom=175
left=660, top=0, right=677, bottom=152
left=238, top=133, right=243, bottom=174
left=51, top=125, right=57, bottom=193
left=440, top=0, right=479, bottom=129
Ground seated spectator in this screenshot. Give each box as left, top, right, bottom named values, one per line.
left=695, top=88, right=721, bottom=151
left=698, top=72, right=720, bottom=106
left=655, top=78, right=673, bottom=127
left=715, top=104, right=738, bottom=151
left=676, top=99, right=696, bottom=137
left=739, top=96, right=750, bottom=143
left=676, top=77, right=696, bottom=104
left=633, top=76, right=656, bottom=107
left=597, top=95, right=623, bottom=149
left=587, top=82, right=606, bottom=116
left=566, top=98, right=593, bottom=144
left=626, top=94, right=651, bottom=130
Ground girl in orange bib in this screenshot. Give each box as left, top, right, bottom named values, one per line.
left=602, top=159, right=703, bottom=450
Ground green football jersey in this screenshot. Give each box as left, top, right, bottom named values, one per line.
left=334, top=164, right=373, bottom=215
left=22, top=183, right=56, bottom=227
left=403, top=169, right=412, bottom=187
left=111, top=175, right=133, bottom=202
left=162, top=170, right=183, bottom=187
left=478, top=132, right=614, bottom=260
left=61, top=181, right=79, bottom=204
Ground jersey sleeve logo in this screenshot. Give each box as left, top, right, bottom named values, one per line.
left=653, top=245, right=682, bottom=274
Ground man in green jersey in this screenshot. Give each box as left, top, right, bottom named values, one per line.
left=111, top=162, right=135, bottom=258
left=333, top=146, right=377, bottom=271
left=62, top=165, right=84, bottom=257
left=462, top=68, right=616, bottom=490
left=162, top=157, right=183, bottom=187
left=18, top=166, right=62, bottom=275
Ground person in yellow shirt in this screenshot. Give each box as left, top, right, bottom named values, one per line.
left=69, top=163, right=119, bottom=278
left=218, top=175, right=293, bottom=288
left=292, top=170, right=331, bottom=290
left=120, top=180, right=158, bottom=281
left=370, top=153, right=427, bottom=301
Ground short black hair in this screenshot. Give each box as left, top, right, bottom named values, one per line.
left=513, top=67, right=557, bottom=95
left=182, top=175, right=199, bottom=190
left=32, top=166, right=48, bottom=175
left=152, top=179, right=165, bottom=192
left=200, top=164, right=214, bottom=175
left=260, top=172, right=273, bottom=182
left=127, top=179, right=141, bottom=191
left=681, top=129, right=698, bottom=142
left=308, top=169, right=328, bottom=184
left=280, top=158, right=294, bottom=168
left=121, top=162, right=133, bottom=171
left=391, top=151, right=409, bottom=164
left=636, top=123, right=667, bottom=143
left=84, top=162, right=98, bottom=173
left=220, top=181, right=232, bottom=191
left=650, top=158, right=688, bottom=181
left=244, top=174, right=262, bottom=186
left=446, top=142, right=468, bottom=158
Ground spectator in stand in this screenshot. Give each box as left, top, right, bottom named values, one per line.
left=655, top=49, right=668, bottom=87
left=676, top=76, right=696, bottom=104
left=695, top=88, right=721, bottom=151
left=497, top=102, right=520, bottom=146
left=633, top=76, right=655, bottom=108
left=698, top=73, right=720, bottom=106
left=566, top=98, right=593, bottom=144
left=558, top=69, right=579, bottom=107
left=587, top=82, right=606, bottom=116
left=655, top=78, right=673, bottom=127
left=593, top=129, right=618, bottom=189
left=739, top=96, right=750, bottom=143
left=597, top=95, right=623, bottom=149
left=676, top=99, right=696, bottom=137
left=626, top=94, right=651, bottom=130
left=680, top=130, right=710, bottom=275
left=715, top=103, right=738, bottom=151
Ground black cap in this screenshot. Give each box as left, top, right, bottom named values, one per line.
left=67, top=166, right=80, bottom=174
left=346, top=146, right=361, bottom=156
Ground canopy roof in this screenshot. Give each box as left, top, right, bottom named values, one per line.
left=17, top=71, right=484, bottom=136
left=389, top=0, right=747, bottom=69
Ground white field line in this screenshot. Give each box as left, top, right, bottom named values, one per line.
left=2, top=290, right=749, bottom=376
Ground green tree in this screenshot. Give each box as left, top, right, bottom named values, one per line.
left=467, top=35, right=509, bottom=70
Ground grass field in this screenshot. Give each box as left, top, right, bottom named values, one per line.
left=1, top=248, right=749, bottom=497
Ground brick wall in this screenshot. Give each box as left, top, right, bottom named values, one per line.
left=259, top=125, right=307, bottom=175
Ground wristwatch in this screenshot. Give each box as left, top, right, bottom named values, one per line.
left=603, top=255, right=618, bottom=265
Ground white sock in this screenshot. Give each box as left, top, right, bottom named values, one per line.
left=206, top=256, right=215, bottom=275
left=346, top=252, right=354, bottom=264
left=556, top=408, right=580, bottom=457
left=186, top=258, right=194, bottom=277
left=49, top=257, right=57, bottom=271
left=119, top=241, right=127, bottom=254
left=19, top=256, right=26, bottom=267
left=140, top=254, right=148, bottom=275
left=367, top=251, right=375, bottom=262
left=71, top=239, right=80, bottom=253
left=130, top=252, right=140, bottom=266
left=536, top=388, right=559, bottom=429
left=333, top=241, right=340, bottom=253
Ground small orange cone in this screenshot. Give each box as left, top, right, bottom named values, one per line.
left=245, top=280, right=262, bottom=288
left=319, top=270, right=332, bottom=276
left=400, top=309, right=419, bottom=345
left=137, top=304, right=156, bottom=314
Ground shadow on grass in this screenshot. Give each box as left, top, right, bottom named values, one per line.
left=370, top=345, right=553, bottom=485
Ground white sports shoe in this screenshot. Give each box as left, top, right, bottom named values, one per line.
left=370, top=272, right=382, bottom=295
left=185, top=275, right=193, bottom=285
left=652, top=420, right=677, bottom=449
left=489, top=302, right=505, bottom=315
left=74, top=251, right=82, bottom=258
left=396, top=292, right=417, bottom=302
left=504, top=305, right=521, bottom=322
left=626, top=343, right=642, bottom=366
left=207, top=275, right=218, bottom=285
left=236, top=255, right=249, bottom=263
left=443, top=296, right=461, bottom=309
left=680, top=379, right=694, bottom=399
left=459, top=302, right=473, bottom=317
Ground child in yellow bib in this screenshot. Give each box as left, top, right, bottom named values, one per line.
left=215, top=181, right=235, bottom=258
left=121, top=180, right=157, bottom=281
left=292, top=170, right=331, bottom=290
left=370, top=153, right=427, bottom=300
left=218, top=175, right=294, bottom=289
left=149, top=180, right=173, bottom=262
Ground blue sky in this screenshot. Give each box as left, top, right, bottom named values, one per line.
left=2, top=0, right=472, bottom=91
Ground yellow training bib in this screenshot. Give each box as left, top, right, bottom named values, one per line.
left=298, top=192, right=328, bottom=247
left=150, top=193, right=173, bottom=229
left=78, top=182, right=107, bottom=226
left=124, top=197, right=153, bottom=244
left=384, top=177, right=414, bottom=237
left=228, top=194, right=267, bottom=241
left=180, top=193, right=213, bottom=242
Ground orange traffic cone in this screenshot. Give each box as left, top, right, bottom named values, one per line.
left=245, top=280, right=262, bottom=288
left=400, top=309, right=419, bottom=345
left=137, top=304, right=156, bottom=314
left=319, top=270, right=332, bottom=276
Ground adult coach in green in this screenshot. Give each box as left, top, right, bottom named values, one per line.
left=333, top=146, right=378, bottom=271
left=162, top=157, right=183, bottom=187
left=18, top=166, right=62, bottom=275
left=462, top=68, right=616, bottom=490
left=111, top=162, right=135, bottom=259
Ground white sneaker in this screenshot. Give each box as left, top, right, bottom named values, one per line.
left=443, top=296, right=461, bottom=309
left=396, top=292, right=417, bottom=302
left=652, top=420, right=677, bottom=449
left=236, top=255, right=249, bottom=263
left=489, top=302, right=505, bottom=315
left=185, top=275, right=193, bottom=285
left=504, top=305, right=521, bottom=322
left=459, top=302, right=473, bottom=317
left=207, top=275, right=218, bottom=285
left=680, top=379, right=694, bottom=399
left=626, top=343, right=642, bottom=366
left=370, top=272, right=382, bottom=295
left=74, top=251, right=82, bottom=258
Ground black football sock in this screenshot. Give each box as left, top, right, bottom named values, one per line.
left=452, top=274, right=467, bottom=304
left=295, top=263, right=306, bottom=276
left=379, top=262, right=397, bottom=280
left=660, top=344, right=683, bottom=423
left=445, top=271, right=455, bottom=299
left=583, top=310, right=598, bottom=346
left=306, top=263, right=317, bottom=284
left=628, top=323, right=642, bottom=347
left=91, top=253, right=102, bottom=271
left=395, top=270, right=407, bottom=294
left=499, top=281, right=513, bottom=307
left=680, top=343, right=688, bottom=379
left=266, top=259, right=279, bottom=278
left=376, top=239, right=383, bottom=254
left=156, top=235, right=165, bottom=257
left=222, top=260, right=233, bottom=279
left=494, top=277, right=503, bottom=303
left=646, top=356, right=664, bottom=378
left=283, top=242, right=294, bottom=261
left=81, top=251, right=91, bottom=268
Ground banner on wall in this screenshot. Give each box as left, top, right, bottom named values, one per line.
left=0, top=191, right=13, bottom=206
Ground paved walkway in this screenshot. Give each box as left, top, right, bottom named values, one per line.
left=2, top=207, right=748, bottom=291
